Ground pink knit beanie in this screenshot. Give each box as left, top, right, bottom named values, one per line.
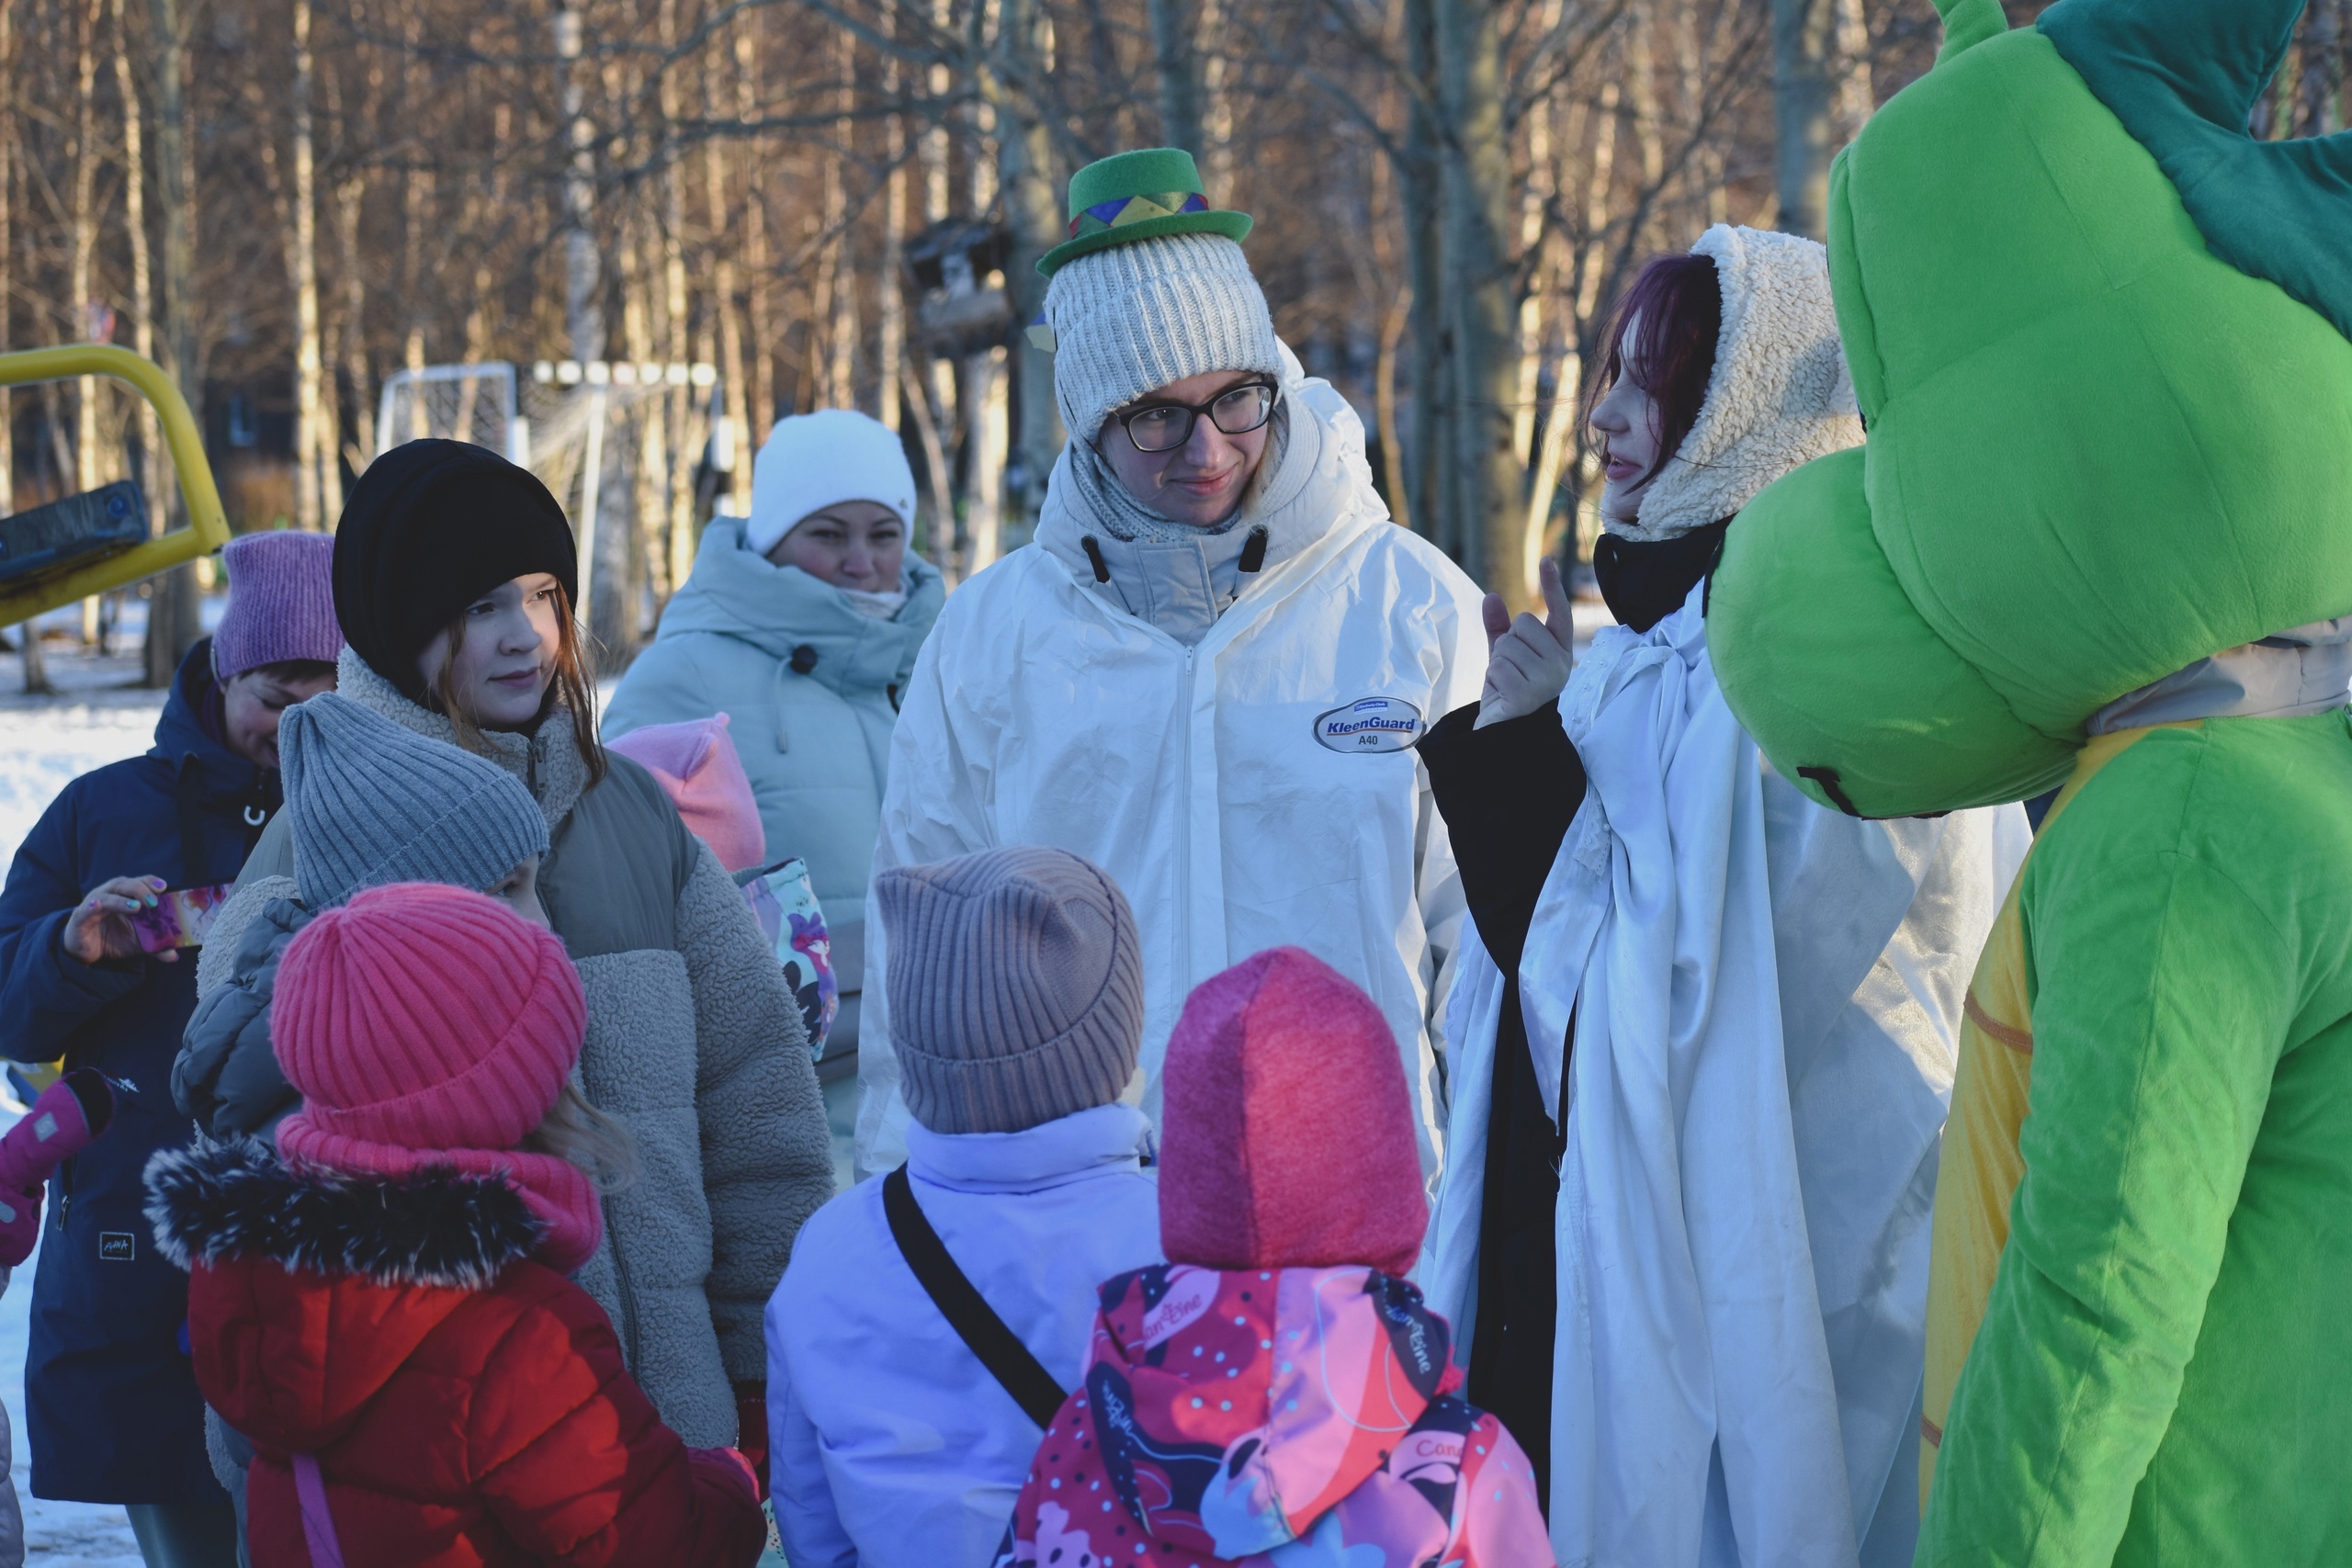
left=1158, top=947, right=1427, bottom=1278
left=272, top=882, right=604, bottom=1272
left=605, top=714, right=766, bottom=873
left=211, top=531, right=344, bottom=682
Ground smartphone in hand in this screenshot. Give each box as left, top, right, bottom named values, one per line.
left=129, top=885, right=231, bottom=953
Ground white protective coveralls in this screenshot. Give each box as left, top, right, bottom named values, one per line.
left=856, top=348, right=1487, bottom=1179
left=1422, top=590, right=2030, bottom=1568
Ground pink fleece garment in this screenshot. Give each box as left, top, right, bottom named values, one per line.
left=606, top=714, right=767, bottom=874
left=1158, top=946, right=1428, bottom=1279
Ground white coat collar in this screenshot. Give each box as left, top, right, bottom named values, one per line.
left=904, top=1102, right=1152, bottom=1195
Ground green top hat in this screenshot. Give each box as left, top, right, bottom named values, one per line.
left=1036, top=148, right=1254, bottom=278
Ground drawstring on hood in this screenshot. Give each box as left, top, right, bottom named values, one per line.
left=1037, top=343, right=1384, bottom=648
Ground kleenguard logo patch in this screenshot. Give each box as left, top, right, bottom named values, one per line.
left=1314, top=696, right=1424, bottom=753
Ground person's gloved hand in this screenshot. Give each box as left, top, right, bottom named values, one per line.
left=0, top=1071, right=117, bottom=1253
left=1476, top=557, right=1577, bottom=729
left=0, top=1182, right=42, bottom=1269
left=733, top=1383, right=769, bottom=1501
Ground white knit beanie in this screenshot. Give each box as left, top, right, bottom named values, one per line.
left=744, top=408, right=919, bottom=555
left=1042, top=232, right=1285, bottom=446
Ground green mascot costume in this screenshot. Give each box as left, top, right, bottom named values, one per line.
left=1704, top=0, right=2352, bottom=1562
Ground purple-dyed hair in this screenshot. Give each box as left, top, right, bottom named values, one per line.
left=1587, top=253, right=1724, bottom=487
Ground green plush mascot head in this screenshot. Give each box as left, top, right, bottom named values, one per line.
left=1706, top=0, right=2352, bottom=818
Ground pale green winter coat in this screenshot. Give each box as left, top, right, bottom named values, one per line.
left=605, top=517, right=944, bottom=1044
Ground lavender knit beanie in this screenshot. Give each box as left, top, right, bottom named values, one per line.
left=211, top=531, right=344, bottom=681
left=876, top=847, right=1143, bottom=1135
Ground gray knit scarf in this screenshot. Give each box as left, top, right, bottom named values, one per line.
left=1070, top=401, right=1297, bottom=543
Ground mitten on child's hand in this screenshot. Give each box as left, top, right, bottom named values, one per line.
left=691, top=1445, right=762, bottom=1502
left=0, top=1182, right=41, bottom=1269
left=732, top=1384, right=769, bottom=1500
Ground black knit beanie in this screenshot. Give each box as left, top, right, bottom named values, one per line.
left=333, top=440, right=578, bottom=701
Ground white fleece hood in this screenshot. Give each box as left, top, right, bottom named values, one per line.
left=1626, top=224, right=1864, bottom=543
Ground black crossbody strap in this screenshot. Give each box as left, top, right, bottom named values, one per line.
left=881, top=1165, right=1068, bottom=1428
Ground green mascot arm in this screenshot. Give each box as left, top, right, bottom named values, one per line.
left=1921, top=751, right=2298, bottom=1562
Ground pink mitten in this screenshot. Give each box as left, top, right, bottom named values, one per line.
left=0, top=1071, right=114, bottom=1265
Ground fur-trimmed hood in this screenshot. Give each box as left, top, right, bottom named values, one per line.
left=147, top=1135, right=542, bottom=1292
left=152, top=1136, right=554, bottom=1454
left=1626, top=224, right=1864, bottom=543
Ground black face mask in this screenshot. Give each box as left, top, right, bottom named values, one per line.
left=1590, top=519, right=1731, bottom=634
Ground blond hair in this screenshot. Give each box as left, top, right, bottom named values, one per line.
left=521, top=1080, right=639, bottom=1192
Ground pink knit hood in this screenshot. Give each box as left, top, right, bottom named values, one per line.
left=1158, top=946, right=1428, bottom=1278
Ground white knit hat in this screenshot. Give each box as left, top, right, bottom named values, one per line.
left=1042, top=232, right=1285, bottom=446
left=744, top=408, right=919, bottom=555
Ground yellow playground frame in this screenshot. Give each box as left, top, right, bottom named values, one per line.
left=0, top=344, right=230, bottom=630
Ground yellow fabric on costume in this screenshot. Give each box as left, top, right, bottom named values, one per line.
left=1917, top=724, right=2188, bottom=1504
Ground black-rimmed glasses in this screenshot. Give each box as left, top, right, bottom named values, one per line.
left=1110, top=380, right=1279, bottom=454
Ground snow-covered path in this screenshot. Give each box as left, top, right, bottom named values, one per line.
left=1, top=651, right=165, bottom=1566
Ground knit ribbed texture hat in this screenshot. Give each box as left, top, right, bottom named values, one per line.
left=1041, top=231, right=1284, bottom=447
left=1159, top=947, right=1427, bottom=1278
left=876, top=846, right=1143, bottom=1135
left=274, top=883, right=603, bottom=1272
left=743, top=409, right=919, bottom=556
left=211, top=531, right=344, bottom=682
left=606, top=714, right=766, bottom=874
left=279, top=691, right=549, bottom=908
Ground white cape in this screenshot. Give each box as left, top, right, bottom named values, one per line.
left=1421, top=590, right=2028, bottom=1568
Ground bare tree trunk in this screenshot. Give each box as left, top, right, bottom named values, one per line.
left=142, top=0, right=200, bottom=684
left=736, top=19, right=773, bottom=435
left=657, top=0, right=692, bottom=593
left=109, top=0, right=164, bottom=550
left=824, top=28, right=858, bottom=411
left=1772, top=0, right=1869, bottom=238
left=2298, top=0, right=2345, bottom=136
left=1148, top=0, right=1204, bottom=154
left=1568, top=78, right=1620, bottom=568
left=1437, top=0, right=1527, bottom=604
left=964, top=347, right=1008, bottom=573
left=992, top=0, right=1061, bottom=528
left=1400, top=0, right=1447, bottom=550
left=706, top=28, right=752, bottom=514
left=559, top=5, right=605, bottom=365
left=398, top=10, right=432, bottom=430
left=922, top=0, right=960, bottom=506
left=1, top=0, right=49, bottom=693
left=1197, top=0, right=1232, bottom=208
left=72, top=0, right=106, bottom=646
left=875, top=9, right=907, bottom=434
left=289, top=0, right=325, bottom=527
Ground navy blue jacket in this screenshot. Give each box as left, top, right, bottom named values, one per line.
left=0, top=638, right=277, bottom=1503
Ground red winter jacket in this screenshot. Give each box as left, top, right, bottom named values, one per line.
left=150, top=1138, right=766, bottom=1568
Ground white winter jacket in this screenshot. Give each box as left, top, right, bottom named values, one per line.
left=854, top=354, right=1487, bottom=1178
left=765, top=1104, right=1162, bottom=1568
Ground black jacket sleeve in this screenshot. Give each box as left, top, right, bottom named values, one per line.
left=1418, top=700, right=1586, bottom=973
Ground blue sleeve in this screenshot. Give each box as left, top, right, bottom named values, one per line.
left=0, top=788, right=144, bottom=1062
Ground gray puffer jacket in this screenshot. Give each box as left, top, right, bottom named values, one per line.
left=177, top=894, right=312, bottom=1142
left=211, top=646, right=835, bottom=1448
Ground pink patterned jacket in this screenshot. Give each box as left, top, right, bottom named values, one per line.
left=991, top=1262, right=1554, bottom=1568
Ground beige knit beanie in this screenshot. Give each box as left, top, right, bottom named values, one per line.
left=1042, top=232, right=1284, bottom=446
left=876, top=846, right=1144, bottom=1135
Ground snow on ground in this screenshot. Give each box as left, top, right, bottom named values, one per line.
left=0, top=643, right=164, bottom=1567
